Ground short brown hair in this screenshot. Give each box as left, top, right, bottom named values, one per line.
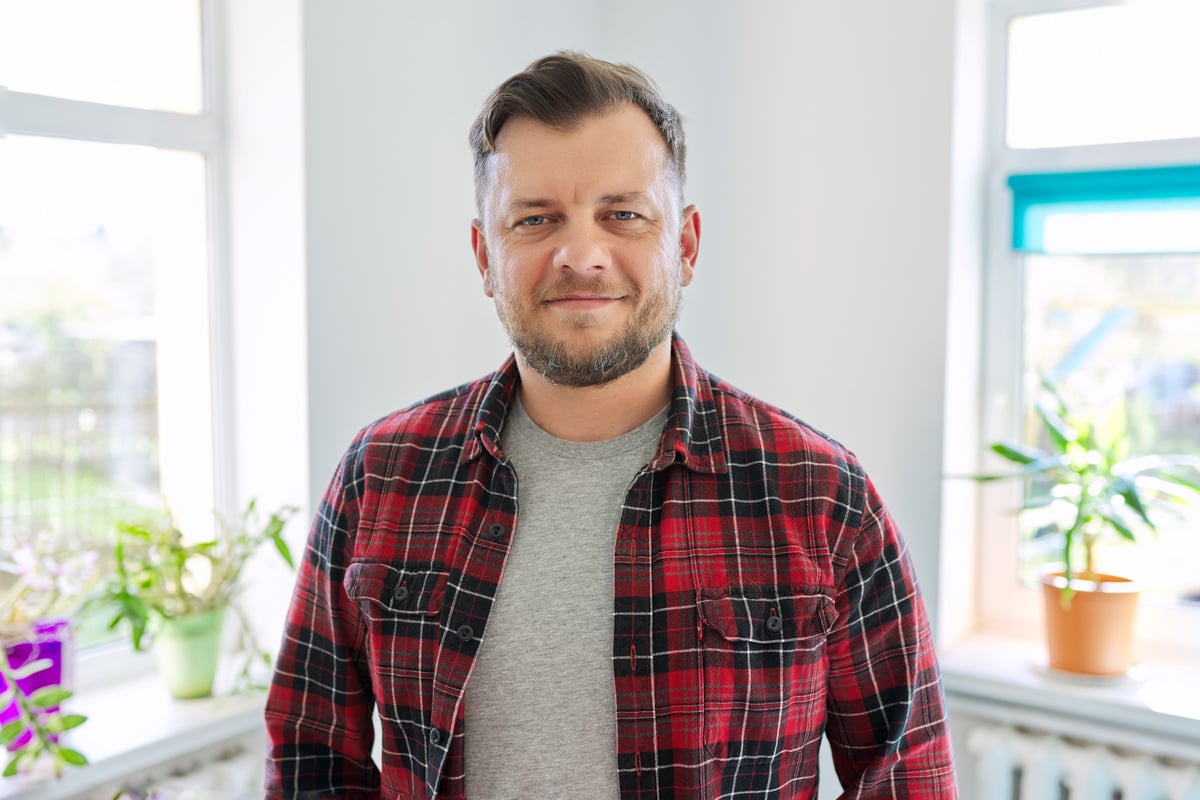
left=469, top=51, right=686, bottom=216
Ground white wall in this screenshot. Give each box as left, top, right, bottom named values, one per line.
left=302, top=0, right=962, bottom=631
left=225, top=0, right=309, bottom=658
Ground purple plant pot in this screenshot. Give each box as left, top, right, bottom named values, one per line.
left=1, top=619, right=73, bottom=750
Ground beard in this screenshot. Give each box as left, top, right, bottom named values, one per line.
left=494, top=269, right=682, bottom=388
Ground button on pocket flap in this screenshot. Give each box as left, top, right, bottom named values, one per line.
left=344, top=561, right=445, bottom=615
left=699, top=586, right=834, bottom=642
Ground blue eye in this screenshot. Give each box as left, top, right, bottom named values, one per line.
left=520, top=215, right=547, bottom=227
left=612, top=210, right=639, bottom=221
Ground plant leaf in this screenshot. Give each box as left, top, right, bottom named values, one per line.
left=0, top=720, right=27, bottom=746
left=44, top=713, right=88, bottom=734
left=1020, top=454, right=1072, bottom=477
left=1035, top=393, right=1077, bottom=454
left=57, top=747, right=89, bottom=766
left=3, top=747, right=34, bottom=777
left=116, top=522, right=154, bottom=540
left=990, top=441, right=1047, bottom=465
left=1155, top=467, right=1200, bottom=495
left=29, top=686, right=72, bottom=709
left=1138, top=476, right=1200, bottom=509
left=271, top=532, right=295, bottom=569
left=1101, top=512, right=1138, bottom=543
left=1113, top=476, right=1154, bottom=528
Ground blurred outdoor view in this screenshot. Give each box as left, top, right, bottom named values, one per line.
left=1020, top=252, right=1200, bottom=604
left=0, top=136, right=209, bottom=645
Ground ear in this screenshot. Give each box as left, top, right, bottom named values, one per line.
left=678, top=205, right=701, bottom=287
left=471, top=220, right=494, bottom=297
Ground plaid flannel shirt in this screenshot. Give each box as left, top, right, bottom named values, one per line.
left=265, top=335, right=956, bottom=799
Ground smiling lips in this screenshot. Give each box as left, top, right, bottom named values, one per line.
left=553, top=293, right=619, bottom=300
left=545, top=292, right=625, bottom=310
left=533, top=275, right=635, bottom=309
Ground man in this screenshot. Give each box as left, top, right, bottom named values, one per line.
left=265, top=52, right=956, bottom=799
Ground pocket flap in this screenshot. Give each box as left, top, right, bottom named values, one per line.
left=698, top=586, right=834, bottom=642
left=344, top=561, right=445, bottom=615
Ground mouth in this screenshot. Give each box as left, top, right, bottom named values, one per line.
left=545, top=294, right=624, bottom=310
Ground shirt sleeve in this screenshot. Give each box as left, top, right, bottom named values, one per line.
left=264, top=441, right=382, bottom=798
left=823, top=473, right=958, bottom=798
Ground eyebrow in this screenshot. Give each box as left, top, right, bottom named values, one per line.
left=506, top=191, right=653, bottom=213
left=508, top=198, right=556, bottom=212
left=599, top=192, right=652, bottom=206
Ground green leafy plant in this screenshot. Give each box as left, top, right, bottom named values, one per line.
left=91, top=499, right=296, bottom=691
left=0, top=663, right=87, bottom=778
left=0, top=545, right=98, bottom=778
left=975, top=377, right=1200, bottom=591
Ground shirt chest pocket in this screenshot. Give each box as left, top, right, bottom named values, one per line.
left=697, top=586, right=835, bottom=758
left=344, top=561, right=446, bottom=681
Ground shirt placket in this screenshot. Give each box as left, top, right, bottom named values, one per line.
left=613, top=464, right=681, bottom=798
left=424, top=452, right=519, bottom=799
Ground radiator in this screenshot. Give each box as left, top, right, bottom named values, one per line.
left=968, top=724, right=1200, bottom=800
left=99, top=734, right=265, bottom=800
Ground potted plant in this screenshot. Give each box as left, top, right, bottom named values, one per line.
left=91, top=499, right=296, bottom=699
left=0, top=544, right=98, bottom=778
left=976, top=377, right=1200, bottom=675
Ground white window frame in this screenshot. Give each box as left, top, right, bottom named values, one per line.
left=0, top=0, right=236, bottom=688
left=976, top=0, right=1200, bottom=656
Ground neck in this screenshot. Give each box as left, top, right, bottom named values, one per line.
left=514, top=340, right=673, bottom=442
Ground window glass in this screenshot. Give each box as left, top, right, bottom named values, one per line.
left=0, top=135, right=213, bottom=644
left=1020, top=251, right=1200, bottom=604
left=1038, top=206, right=1200, bottom=254
left=1007, top=4, right=1200, bottom=148
left=0, top=0, right=202, bottom=113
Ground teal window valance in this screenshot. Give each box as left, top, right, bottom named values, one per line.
left=1008, top=165, right=1200, bottom=254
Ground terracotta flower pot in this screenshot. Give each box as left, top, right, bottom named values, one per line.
left=1040, top=572, right=1139, bottom=676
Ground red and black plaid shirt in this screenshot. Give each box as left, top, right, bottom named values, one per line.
left=265, top=336, right=956, bottom=799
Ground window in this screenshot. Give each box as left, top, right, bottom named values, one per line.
left=978, top=0, right=1200, bottom=649
left=1005, top=3, right=1200, bottom=149
left=0, top=1, right=226, bottom=653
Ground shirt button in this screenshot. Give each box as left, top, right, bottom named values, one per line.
left=765, top=614, right=783, bottom=633
left=486, top=523, right=506, bottom=539
left=429, top=727, right=442, bottom=745
left=393, top=585, right=410, bottom=603
left=457, top=624, right=475, bottom=642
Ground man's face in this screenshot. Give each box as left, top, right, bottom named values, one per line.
left=471, top=104, right=699, bottom=387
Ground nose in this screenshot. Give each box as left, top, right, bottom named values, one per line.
left=552, top=218, right=610, bottom=275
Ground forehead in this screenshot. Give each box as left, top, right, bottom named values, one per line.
left=485, top=104, right=672, bottom=210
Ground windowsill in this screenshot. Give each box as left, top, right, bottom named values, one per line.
left=941, top=632, right=1200, bottom=754
left=0, top=673, right=265, bottom=800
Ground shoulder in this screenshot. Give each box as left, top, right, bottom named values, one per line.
left=701, top=371, right=874, bottom=520
left=705, top=371, right=864, bottom=474
left=341, top=371, right=498, bottom=473
left=365, top=376, right=488, bottom=440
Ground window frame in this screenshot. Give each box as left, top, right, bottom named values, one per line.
left=976, top=0, right=1200, bottom=655
left=0, top=0, right=236, bottom=688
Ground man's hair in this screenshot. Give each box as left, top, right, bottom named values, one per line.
left=469, top=51, right=686, bottom=217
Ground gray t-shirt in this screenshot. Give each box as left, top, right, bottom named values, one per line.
left=463, top=396, right=668, bottom=799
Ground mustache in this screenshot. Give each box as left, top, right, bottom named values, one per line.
left=532, top=275, right=637, bottom=303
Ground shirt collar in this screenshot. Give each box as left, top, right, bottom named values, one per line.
left=464, top=333, right=727, bottom=474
